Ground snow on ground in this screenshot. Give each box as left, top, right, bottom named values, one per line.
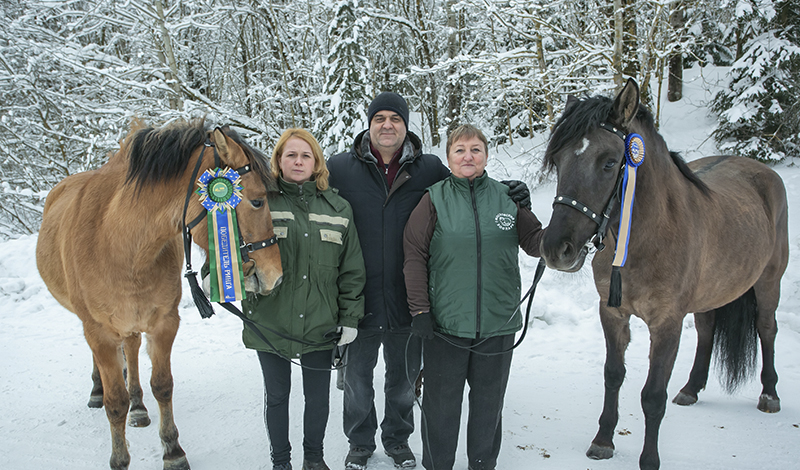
left=1, top=66, right=799, bottom=469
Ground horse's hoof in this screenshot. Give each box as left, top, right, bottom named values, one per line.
left=128, top=409, right=151, bottom=427
left=672, top=391, right=698, bottom=406
left=164, top=455, right=190, bottom=470
left=757, top=394, right=780, bottom=413
left=87, top=395, right=103, bottom=408
left=586, top=443, right=614, bottom=460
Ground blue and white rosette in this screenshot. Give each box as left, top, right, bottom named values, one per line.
left=607, top=133, right=645, bottom=307
left=196, top=167, right=246, bottom=302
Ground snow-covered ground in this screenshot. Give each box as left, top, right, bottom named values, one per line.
left=1, top=66, right=798, bottom=469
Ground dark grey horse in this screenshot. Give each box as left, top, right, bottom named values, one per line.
left=539, top=79, right=788, bottom=470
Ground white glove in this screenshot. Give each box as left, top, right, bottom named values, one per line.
left=202, top=274, right=211, bottom=297
left=337, top=326, right=358, bottom=346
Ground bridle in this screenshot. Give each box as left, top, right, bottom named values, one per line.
left=180, top=134, right=277, bottom=319
left=551, top=122, right=628, bottom=252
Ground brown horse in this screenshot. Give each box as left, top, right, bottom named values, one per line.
left=539, top=79, right=788, bottom=470
left=36, top=120, right=283, bottom=470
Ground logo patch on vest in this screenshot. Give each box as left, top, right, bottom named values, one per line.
left=495, top=213, right=515, bottom=231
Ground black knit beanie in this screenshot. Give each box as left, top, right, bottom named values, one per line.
left=367, top=92, right=409, bottom=129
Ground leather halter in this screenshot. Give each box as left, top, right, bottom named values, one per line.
left=183, top=138, right=278, bottom=271
left=181, top=137, right=277, bottom=278
left=551, top=122, right=627, bottom=251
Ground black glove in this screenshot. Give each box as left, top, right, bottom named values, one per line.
left=411, top=312, right=435, bottom=340
left=501, top=180, right=531, bottom=210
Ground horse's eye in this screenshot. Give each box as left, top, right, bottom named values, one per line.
left=603, top=160, right=617, bottom=171
left=250, top=199, right=265, bottom=209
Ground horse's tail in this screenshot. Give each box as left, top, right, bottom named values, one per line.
left=712, top=287, right=759, bottom=393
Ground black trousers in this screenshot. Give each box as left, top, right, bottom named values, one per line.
left=420, top=333, right=514, bottom=470
left=257, top=349, right=332, bottom=466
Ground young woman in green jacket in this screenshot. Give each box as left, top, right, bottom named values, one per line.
left=243, top=129, right=366, bottom=470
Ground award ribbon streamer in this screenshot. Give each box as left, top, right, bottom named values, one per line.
left=197, top=167, right=246, bottom=302
left=612, top=133, right=645, bottom=268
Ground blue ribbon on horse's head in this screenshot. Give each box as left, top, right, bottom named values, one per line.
left=196, top=167, right=247, bottom=303
left=601, top=124, right=645, bottom=307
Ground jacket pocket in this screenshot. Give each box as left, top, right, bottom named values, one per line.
left=317, top=229, right=342, bottom=267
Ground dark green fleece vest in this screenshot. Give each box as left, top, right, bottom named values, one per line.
left=427, top=173, right=522, bottom=338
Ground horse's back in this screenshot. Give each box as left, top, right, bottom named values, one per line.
left=689, top=155, right=788, bottom=229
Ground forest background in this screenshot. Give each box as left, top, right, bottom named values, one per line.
left=1, top=0, right=798, bottom=239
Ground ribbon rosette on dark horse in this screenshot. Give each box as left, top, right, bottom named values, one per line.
left=197, top=167, right=246, bottom=302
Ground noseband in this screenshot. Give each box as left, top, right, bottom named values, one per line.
left=552, top=122, right=627, bottom=251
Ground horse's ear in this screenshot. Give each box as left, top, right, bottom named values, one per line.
left=611, top=78, right=640, bottom=127
left=212, top=128, right=230, bottom=158
left=564, top=95, right=579, bottom=112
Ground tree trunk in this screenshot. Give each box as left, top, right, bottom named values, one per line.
left=667, top=3, right=684, bottom=102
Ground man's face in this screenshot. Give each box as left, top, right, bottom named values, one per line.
left=369, top=111, right=407, bottom=158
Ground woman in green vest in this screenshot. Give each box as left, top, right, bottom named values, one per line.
left=244, top=129, right=366, bottom=470
left=403, top=124, right=546, bottom=470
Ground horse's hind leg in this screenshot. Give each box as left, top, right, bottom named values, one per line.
left=124, top=333, right=151, bottom=427
left=673, top=311, right=715, bottom=406
left=753, top=279, right=781, bottom=413
left=89, top=355, right=104, bottom=408
left=147, top=310, right=189, bottom=470
left=587, top=308, right=631, bottom=461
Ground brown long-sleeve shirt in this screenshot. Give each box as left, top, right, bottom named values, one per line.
left=403, top=192, right=545, bottom=316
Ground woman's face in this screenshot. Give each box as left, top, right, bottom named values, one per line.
left=447, top=136, right=487, bottom=180
left=279, top=137, right=315, bottom=184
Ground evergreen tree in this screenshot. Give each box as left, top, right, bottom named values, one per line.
left=712, top=0, right=800, bottom=161
left=316, top=0, right=370, bottom=155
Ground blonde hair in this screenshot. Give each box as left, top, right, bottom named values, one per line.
left=446, top=124, right=489, bottom=159
left=271, top=128, right=329, bottom=191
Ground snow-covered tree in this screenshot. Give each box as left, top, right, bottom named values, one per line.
left=316, top=0, right=370, bottom=155
left=712, top=0, right=800, bottom=161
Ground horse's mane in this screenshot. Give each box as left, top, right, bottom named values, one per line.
left=124, top=120, right=275, bottom=191
left=125, top=120, right=208, bottom=189
left=543, top=95, right=709, bottom=195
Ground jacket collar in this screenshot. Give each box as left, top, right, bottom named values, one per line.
left=448, top=171, right=489, bottom=191
left=352, top=129, right=423, bottom=167
left=278, top=177, right=318, bottom=199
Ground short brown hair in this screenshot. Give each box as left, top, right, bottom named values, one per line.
left=446, top=124, right=488, bottom=158
left=271, top=128, right=329, bottom=190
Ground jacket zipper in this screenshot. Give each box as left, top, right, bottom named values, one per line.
left=470, top=179, right=482, bottom=338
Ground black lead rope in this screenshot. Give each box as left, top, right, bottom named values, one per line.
left=434, top=258, right=547, bottom=356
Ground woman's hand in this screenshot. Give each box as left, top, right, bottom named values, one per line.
left=337, top=326, right=358, bottom=345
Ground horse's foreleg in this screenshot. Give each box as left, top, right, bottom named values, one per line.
left=587, top=308, right=630, bottom=461
left=86, top=332, right=130, bottom=470
left=753, top=279, right=781, bottom=413
left=673, top=311, right=715, bottom=406
left=123, top=333, right=151, bottom=427
left=147, top=312, right=189, bottom=470
left=639, top=319, right=682, bottom=470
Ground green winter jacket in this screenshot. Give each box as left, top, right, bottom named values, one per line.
left=241, top=178, right=366, bottom=358
left=427, top=172, right=522, bottom=338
